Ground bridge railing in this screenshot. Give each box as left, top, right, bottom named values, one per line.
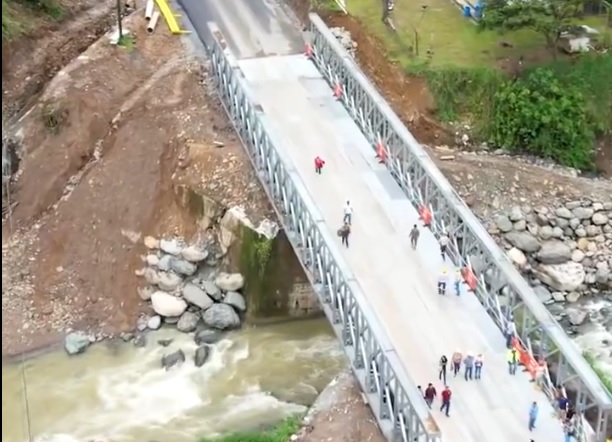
left=206, top=22, right=442, bottom=442
left=306, top=12, right=611, bottom=441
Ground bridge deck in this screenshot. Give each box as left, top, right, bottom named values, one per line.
left=239, top=54, right=564, bottom=441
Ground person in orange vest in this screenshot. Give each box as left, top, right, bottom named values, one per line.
left=314, top=156, right=325, bottom=174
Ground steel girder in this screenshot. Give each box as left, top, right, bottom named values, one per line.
left=206, top=23, right=441, bottom=442
left=306, top=12, right=611, bottom=441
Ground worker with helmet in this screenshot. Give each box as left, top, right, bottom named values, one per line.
left=438, top=266, right=449, bottom=295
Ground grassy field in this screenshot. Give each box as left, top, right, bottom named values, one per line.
left=347, top=0, right=610, bottom=69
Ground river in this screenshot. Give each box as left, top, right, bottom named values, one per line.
left=2, top=319, right=346, bottom=442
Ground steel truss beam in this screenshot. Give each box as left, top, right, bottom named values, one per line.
left=206, top=22, right=441, bottom=442
left=306, top=12, right=611, bottom=441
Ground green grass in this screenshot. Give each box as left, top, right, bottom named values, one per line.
left=198, top=415, right=302, bottom=442
left=118, top=34, right=135, bottom=51
left=347, top=0, right=610, bottom=69
left=347, top=0, right=543, bottom=68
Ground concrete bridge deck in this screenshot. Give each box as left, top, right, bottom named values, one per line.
left=237, top=53, right=564, bottom=441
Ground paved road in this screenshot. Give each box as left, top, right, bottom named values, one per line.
left=177, top=0, right=303, bottom=58
left=237, top=53, right=565, bottom=442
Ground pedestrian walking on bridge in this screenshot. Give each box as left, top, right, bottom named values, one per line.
left=438, top=355, right=448, bottom=384
left=409, top=224, right=420, bottom=249
left=314, top=156, right=325, bottom=174
left=439, top=233, right=449, bottom=260
left=440, top=386, right=452, bottom=417
left=338, top=222, right=351, bottom=248
left=528, top=401, right=539, bottom=431
left=508, top=347, right=519, bottom=375
left=474, top=353, right=484, bottom=379
left=451, top=350, right=462, bottom=377
left=424, top=383, right=437, bottom=409
left=463, top=352, right=475, bottom=381
left=343, top=200, right=353, bottom=225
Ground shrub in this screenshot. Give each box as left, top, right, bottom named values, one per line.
left=489, top=68, right=594, bottom=170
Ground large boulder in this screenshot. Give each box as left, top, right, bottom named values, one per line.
left=160, top=238, right=182, bottom=255
left=161, top=349, right=186, bottom=370
left=170, top=258, right=197, bottom=276
left=194, top=328, right=224, bottom=345
left=215, top=272, right=245, bottom=292
left=182, top=284, right=214, bottom=310
left=533, top=262, right=586, bottom=292
left=507, top=247, right=527, bottom=268
left=151, top=291, right=188, bottom=317
left=223, top=291, right=247, bottom=312
left=202, top=303, right=241, bottom=330
left=194, top=345, right=211, bottom=367
left=537, top=240, right=572, bottom=265
left=505, top=231, right=541, bottom=253
left=177, top=311, right=200, bottom=333
left=181, top=245, right=209, bottom=262
left=64, top=332, right=90, bottom=355
left=157, top=272, right=183, bottom=291
left=147, top=315, right=162, bottom=330
left=202, top=280, right=222, bottom=301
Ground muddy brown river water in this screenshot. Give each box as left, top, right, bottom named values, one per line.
left=2, top=319, right=346, bottom=442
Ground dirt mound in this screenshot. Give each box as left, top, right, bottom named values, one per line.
left=1, top=14, right=270, bottom=356
left=2, top=0, right=116, bottom=120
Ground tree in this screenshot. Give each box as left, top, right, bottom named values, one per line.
left=479, top=0, right=583, bottom=57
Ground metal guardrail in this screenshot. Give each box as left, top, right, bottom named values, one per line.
left=306, top=12, right=611, bottom=441
left=206, top=22, right=441, bottom=442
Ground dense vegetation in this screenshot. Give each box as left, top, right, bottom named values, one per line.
left=421, top=52, right=612, bottom=171
left=198, top=416, right=302, bottom=442
left=2, top=0, right=63, bottom=41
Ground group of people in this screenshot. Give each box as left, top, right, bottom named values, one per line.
left=314, top=157, right=579, bottom=441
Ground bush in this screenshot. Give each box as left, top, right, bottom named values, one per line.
left=488, top=68, right=594, bottom=170
left=419, top=66, right=503, bottom=125
left=198, top=415, right=302, bottom=442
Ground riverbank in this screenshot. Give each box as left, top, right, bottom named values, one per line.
left=2, top=320, right=346, bottom=442
left=294, top=369, right=385, bottom=442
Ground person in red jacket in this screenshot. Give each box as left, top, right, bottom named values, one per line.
left=314, top=156, right=325, bottom=174
left=440, top=386, right=451, bottom=416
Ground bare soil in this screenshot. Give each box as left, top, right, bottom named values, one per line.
left=295, top=371, right=387, bottom=442
left=1, top=14, right=271, bottom=357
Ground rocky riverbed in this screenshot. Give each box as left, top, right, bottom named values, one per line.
left=485, top=199, right=612, bottom=373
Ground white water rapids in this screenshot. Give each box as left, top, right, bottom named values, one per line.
left=2, top=319, right=346, bottom=442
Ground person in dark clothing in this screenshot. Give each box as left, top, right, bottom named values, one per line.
left=409, top=224, right=420, bottom=249
left=438, top=355, right=448, bottom=384
left=339, top=223, right=351, bottom=248
left=440, top=386, right=451, bottom=416
left=424, top=383, right=437, bottom=409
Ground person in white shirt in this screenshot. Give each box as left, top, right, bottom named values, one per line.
left=343, top=200, right=353, bottom=225
left=439, top=234, right=449, bottom=260
left=505, top=318, right=517, bottom=348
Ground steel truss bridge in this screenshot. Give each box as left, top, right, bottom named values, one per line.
left=205, top=13, right=612, bottom=442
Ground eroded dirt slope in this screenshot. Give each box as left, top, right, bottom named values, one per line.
left=2, top=15, right=271, bottom=356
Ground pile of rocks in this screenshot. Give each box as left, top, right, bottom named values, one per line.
left=488, top=200, right=612, bottom=305
left=330, top=27, right=357, bottom=57
left=136, top=235, right=247, bottom=333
